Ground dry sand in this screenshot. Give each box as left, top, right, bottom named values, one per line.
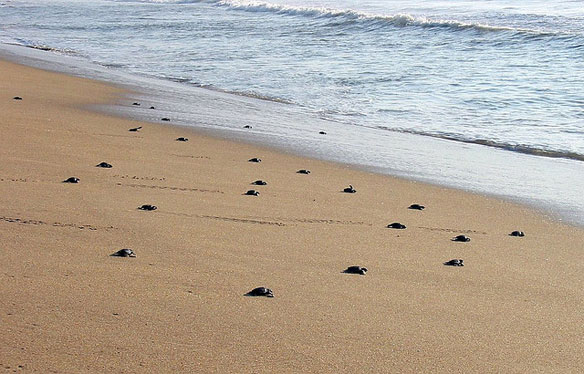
left=1, top=59, right=584, bottom=373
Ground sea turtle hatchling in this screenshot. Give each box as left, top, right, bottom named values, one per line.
left=452, top=235, right=471, bottom=242
left=444, top=259, right=464, bottom=266
left=246, top=287, right=274, bottom=297
left=297, top=169, right=311, bottom=174
left=387, top=222, right=406, bottom=229
left=252, top=180, right=267, bottom=185
left=343, top=185, right=356, bottom=193
left=510, top=231, right=525, bottom=237
left=111, top=248, right=136, bottom=258
left=96, top=162, right=113, bottom=168
left=176, top=137, right=188, bottom=142
left=138, top=204, right=157, bottom=211
left=344, top=266, right=368, bottom=275
left=408, top=204, right=425, bottom=210
left=248, top=158, right=262, bottom=163
left=63, top=177, right=80, bottom=183
left=245, top=190, right=260, bottom=196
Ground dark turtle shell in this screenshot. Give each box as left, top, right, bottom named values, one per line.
left=129, top=126, right=142, bottom=132
left=138, top=204, right=157, bottom=211
left=245, top=190, right=260, bottom=196
left=63, top=177, right=80, bottom=183
left=319, top=131, right=326, bottom=135
left=132, top=102, right=140, bottom=106
left=408, top=204, right=425, bottom=210
left=243, top=125, right=252, bottom=129
left=297, top=169, right=311, bottom=174
left=343, top=185, right=356, bottom=193
left=444, top=259, right=464, bottom=266
left=452, top=235, right=471, bottom=242
left=176, top=137, right=189, bottom=142
left=161, top=118, right=171, bottom=121
left=149, top=106, right=155, bottom=109
left=246, top=287, right=274, bottom=297
left=510, top=231, right=525, bottom=237
left=344, top=266, right=368, bottom=275
left=111, top=248, right=136, bottom=258
left=252, top=180, right=267, bottom=185
left=249, top=158, right=262, bottom=163
left=96, top=162, right=113, bottom=168
left=387, top=222, right=406, bottom=229
left=13, top=96, right=22, bottom=100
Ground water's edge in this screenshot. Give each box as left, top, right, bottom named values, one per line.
left=2, top=42, right=582, bottom=227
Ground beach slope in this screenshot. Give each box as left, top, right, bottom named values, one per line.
left=1, top=60, right=583, bottom=373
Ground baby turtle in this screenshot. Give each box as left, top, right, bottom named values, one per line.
left=243, top=125, right=252, bottom=129
left=452, top=235, right=471, bottom=242
left=297, top=169, right=311, bottom=174
left=408, top=204, right=425, bottom=210
left=13, top=96, right=22, bottom=100
left=129, top=126, right=142, bottom=132
left=245, top=190, right=260, bottom=196
left=111, top=248, right=136, bottom=258
left=319, top=131, right=326, bottom=135
left=161, top=118, right=170, bottom=121
left=149, top=106, right=155, bottom=109
left=344, top=266, right=368, bottom=275
left=343, top=185, right=356, bottom=193
left=96, top=162, right=113, bottom=168
left=444, top=259, right=464, bottom=266
left=252, top=180, right=267, bottom=185
left=510, top=231, right=525, bottom=237
left=132, top=102, right=140, bottom=106
left=249, top=158, right=262, bottom=163
left=63, top=177, right=80, bottom=183
left=138, top=204, right=157, bottom=211
left=246, top=287, right=274, bottom=297
left=387, top=222, right=406, bottom=229
left=176, top=137, right=189, bottom=142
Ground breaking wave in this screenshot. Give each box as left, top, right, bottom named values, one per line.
left=117, top=0, right=573, bottom=37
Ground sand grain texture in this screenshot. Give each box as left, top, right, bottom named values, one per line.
left=1, top=60, right=584, bottom=373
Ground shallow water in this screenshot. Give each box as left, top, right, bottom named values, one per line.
left=0, top=0, right=583, bottom=225
left=2, top=0, right=583, bottom=160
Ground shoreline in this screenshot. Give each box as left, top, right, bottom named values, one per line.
left=1, top=42, right=583, bottom=227
left=2, top=59, right=584, bottom=373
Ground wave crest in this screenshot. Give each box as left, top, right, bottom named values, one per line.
left=125, top=0, right=565, bottom=36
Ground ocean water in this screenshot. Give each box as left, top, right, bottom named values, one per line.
left=1, top=0, right=583, bottom=225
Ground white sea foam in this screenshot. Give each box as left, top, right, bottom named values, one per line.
left=113, top=0, right=577, bottom=36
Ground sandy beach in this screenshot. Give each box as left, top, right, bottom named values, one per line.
left=1, top=59, right=584, bottom=373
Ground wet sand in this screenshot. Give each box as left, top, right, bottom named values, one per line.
left=1, top=59, right=584, bottom=373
